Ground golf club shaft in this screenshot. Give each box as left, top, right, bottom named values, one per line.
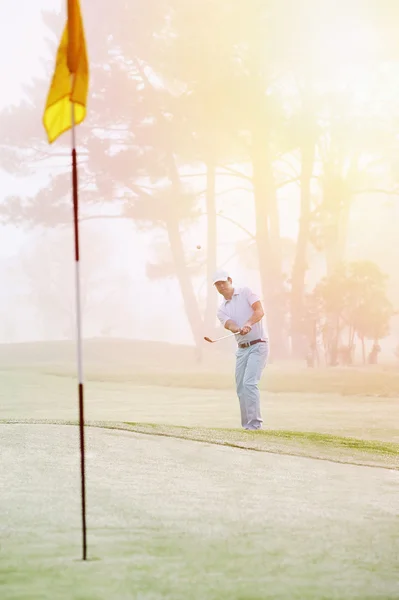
left=213, top=331, right=240, bottom=342
left=219, top=331, right=240, bottom=342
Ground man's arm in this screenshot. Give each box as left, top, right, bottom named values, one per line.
left=217, top=307, right=240, bottom=333
left=244, top=301, right=264, bottom=327
left=241, top=300, right=264, bottom=335
left=224, top=319, right=240, bottom=333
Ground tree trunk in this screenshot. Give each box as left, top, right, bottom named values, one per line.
left=267, top=168, right=282, bottom=269
left=135, top=64, right=205, bottom=360
left=327, top=314, right=340, bottom=366
left=290, top=138, right=315, bottom=358
left=361, top=336, right=366, bottom=365
left=326, top=192, right=350, bottom=275
left=337, top=199, right=350, bottom=265
left=204, top=161, right=218, bottom=335
left=166, top=216, right=204, bottom=357
left=324, top=156, right=358, bottom=275
left=251, top=135, right=286, bottom=359
left=337, top=156, right=358, bottom=264
left=166, top=153, right=204, bottom=361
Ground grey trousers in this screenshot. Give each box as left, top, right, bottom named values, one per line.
left=235, top=341, right=269, bottom=430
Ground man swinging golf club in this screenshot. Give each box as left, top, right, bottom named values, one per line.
left=212, top=270, right=269, bottom=431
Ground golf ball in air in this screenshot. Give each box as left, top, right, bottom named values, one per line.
left=196, top=245, right=201, bottom=250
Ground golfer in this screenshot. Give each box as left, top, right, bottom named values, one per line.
left=213, top=270, right=269, bottom=430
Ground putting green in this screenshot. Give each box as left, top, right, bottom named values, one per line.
left=1, top=423, right=398, bottom=600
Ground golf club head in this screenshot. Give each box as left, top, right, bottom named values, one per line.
left=204, top=336, right=214, bottom=343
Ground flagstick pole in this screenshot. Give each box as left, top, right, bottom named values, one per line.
left=71, top=104, right=87, bottom=561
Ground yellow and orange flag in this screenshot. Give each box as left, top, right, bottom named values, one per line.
left=43, top=0, right=89, bottom=143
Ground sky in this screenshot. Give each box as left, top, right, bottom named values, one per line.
left=0, top=1, right=61, bottom=257
left=0, top=1, right=60, bottom=107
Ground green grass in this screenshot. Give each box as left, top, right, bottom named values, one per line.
left=3, top=418, right=398, bottom=467
left=2, top=368, right=399, bottom=442
left=1, top=338, right=399, bottom=396
left=1, top=422, right=399, bottom=600
left=256, top=428, right=399, bottom=455
left=1, top=340, right=399, bottom=599
left=4, top=365, right=399, bottom=397
left=125, top=422, right=399, bottom=468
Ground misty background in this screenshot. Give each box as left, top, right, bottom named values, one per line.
left=1, top=0, right=399, bottom=363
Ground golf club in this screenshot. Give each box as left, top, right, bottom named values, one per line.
left=204, top=332, right=240, bottom=343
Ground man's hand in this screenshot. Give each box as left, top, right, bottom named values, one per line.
left=240, top=324, right=252, bottom=335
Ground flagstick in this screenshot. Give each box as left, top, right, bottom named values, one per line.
left=71, top=104, right=87, bottom=561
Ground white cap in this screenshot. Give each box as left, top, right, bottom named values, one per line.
left=212, top=269, right=231, bottom=285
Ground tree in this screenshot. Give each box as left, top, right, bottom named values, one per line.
left=287, top=82, right=319, bottom=357
left=155, top=0, right=291, bottom=355
left=300, top=290, right=325, bottom=367
left=346, top=262, right=393, bottom=364
left=0, top=4, right=210, bottom=357
left=0, top=0, right=296, bottom=358
left=314, top=261, right=393, bottom=366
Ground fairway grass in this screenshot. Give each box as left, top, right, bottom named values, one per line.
left=20, top=366, right=399, bottom=397
left=1, top=351, right=399, bottom=598
left=1, top=337, right=399, bottom=397
left=2, top=369, right=399, bottom=442
left=1, top=423, right=399, bottom=600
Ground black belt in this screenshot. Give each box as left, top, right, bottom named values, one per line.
left=238, top=338, right=265, bottom=349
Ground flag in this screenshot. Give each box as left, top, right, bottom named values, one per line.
left=42, top=0, right=90, bottom=561
left=43, top=0, right=89, bottom=143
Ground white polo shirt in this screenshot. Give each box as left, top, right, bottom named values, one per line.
left=217, top=287, right=268, bottom=344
